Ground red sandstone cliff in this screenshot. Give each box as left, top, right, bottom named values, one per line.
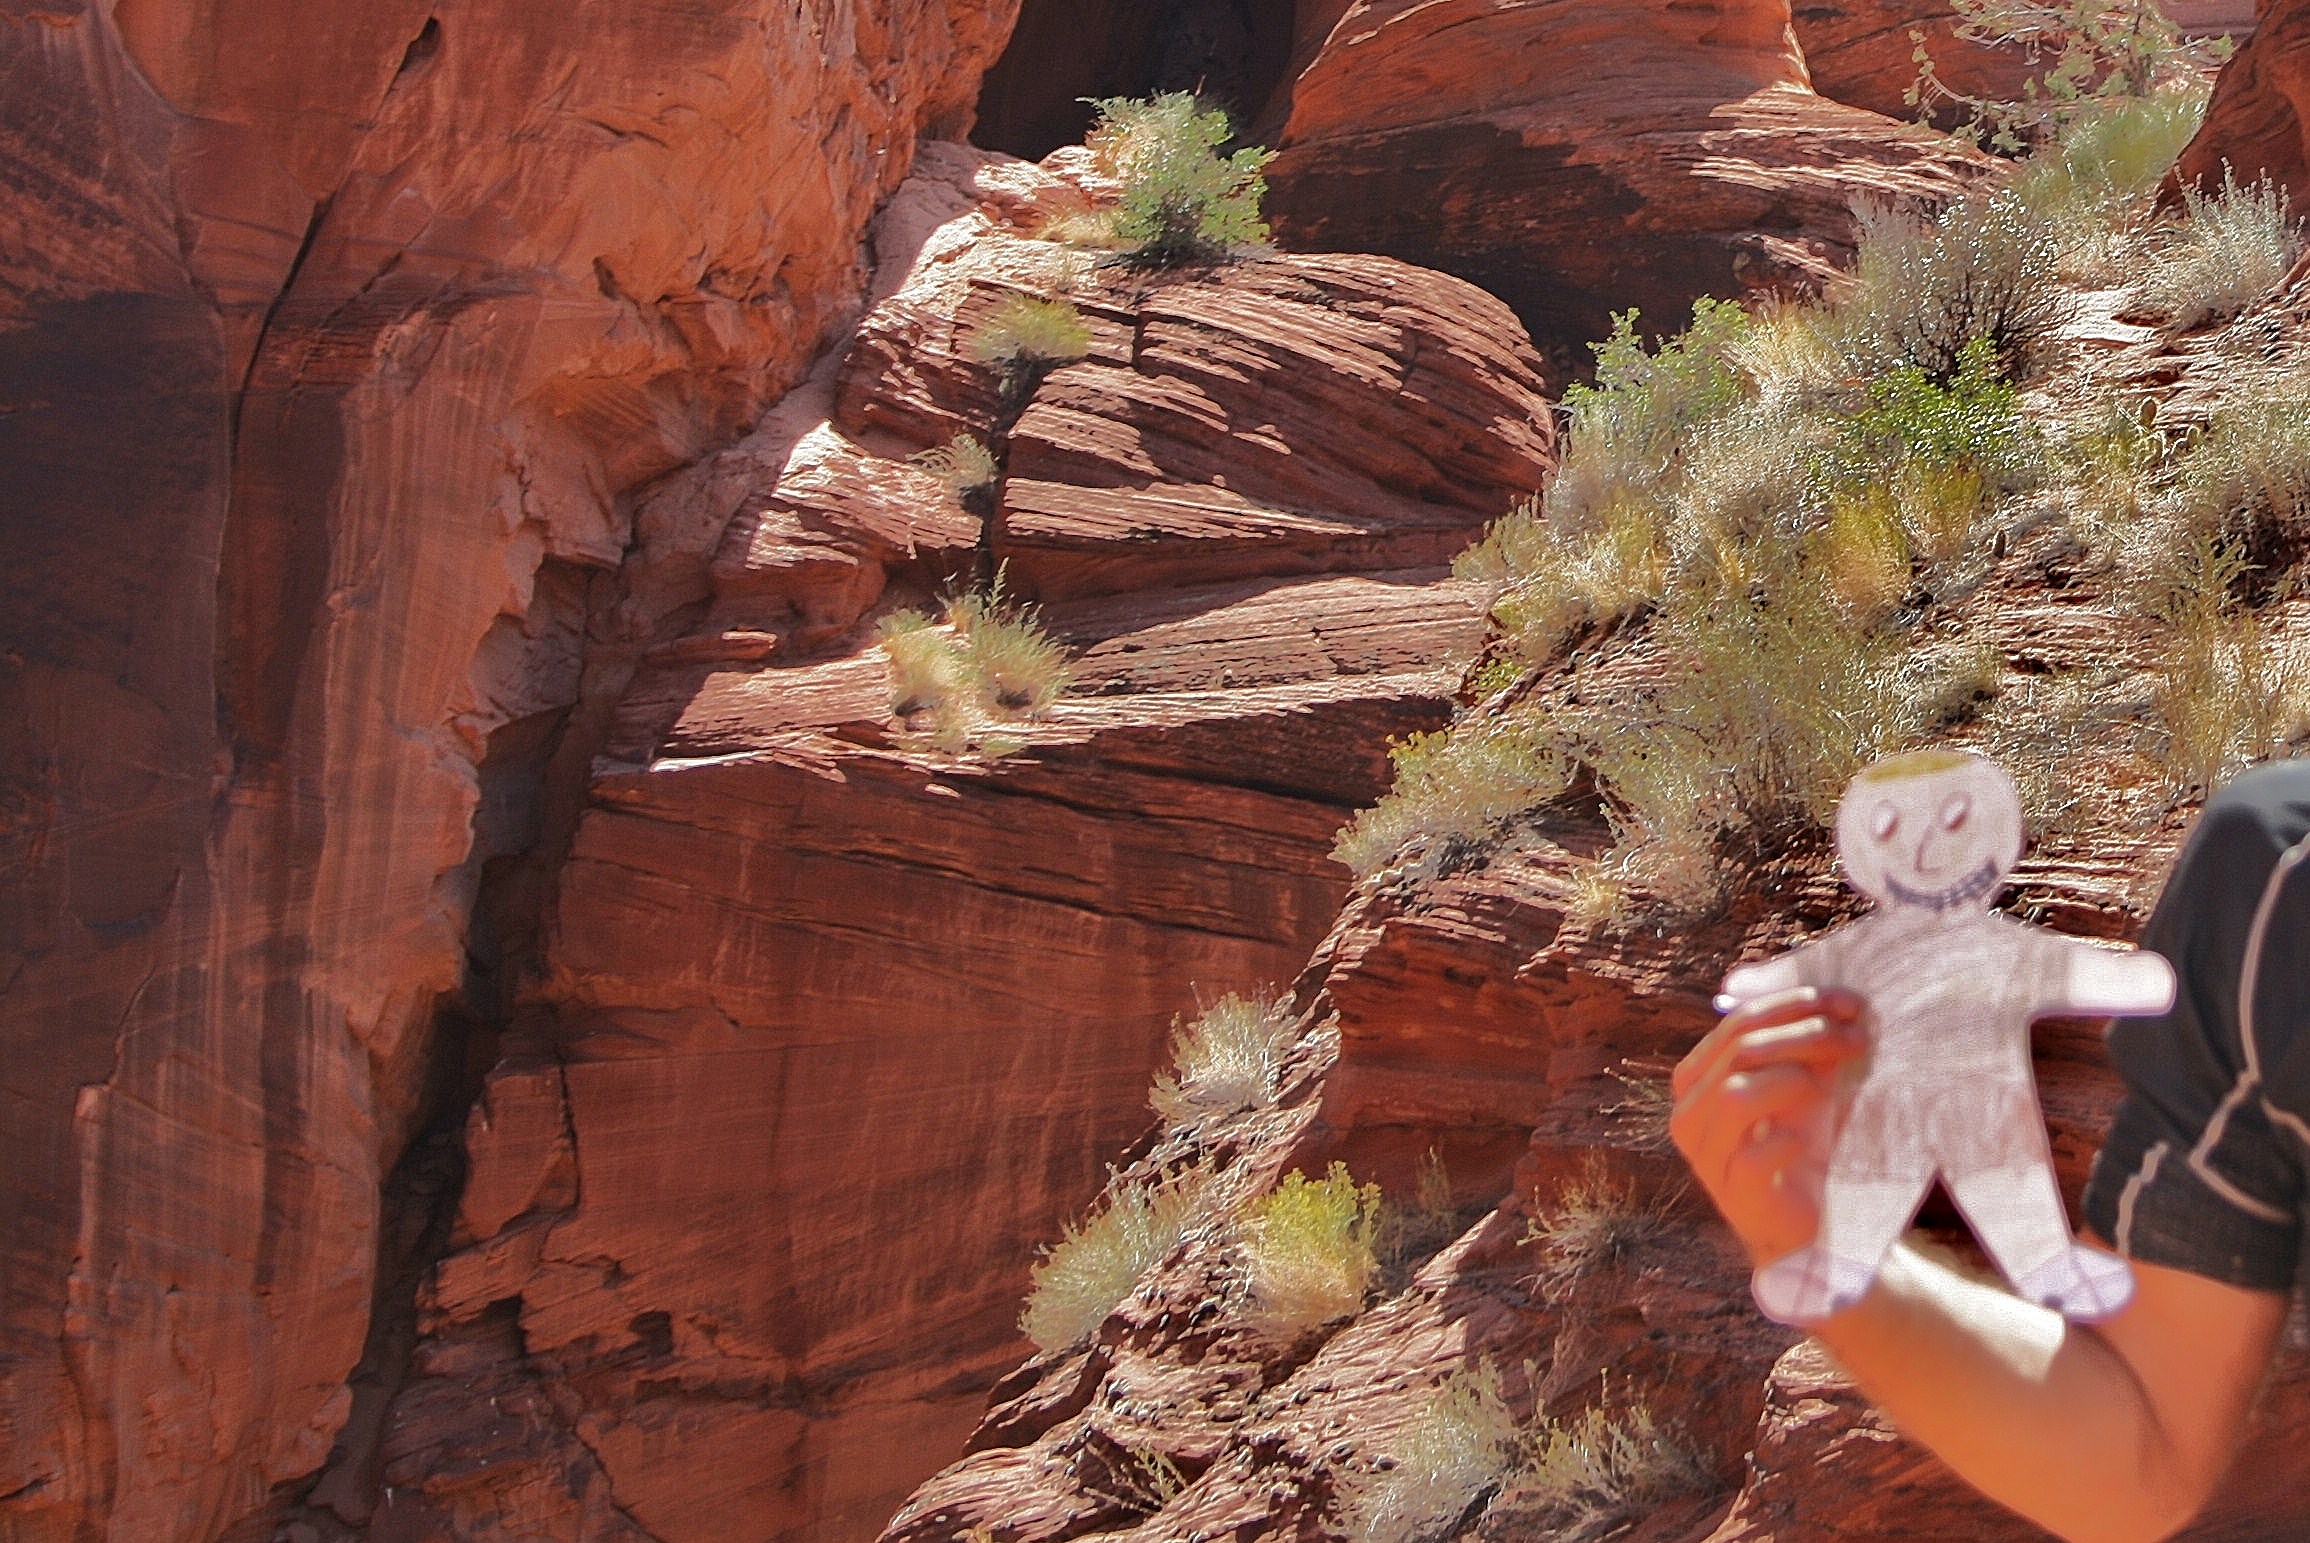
left=1260, top=0, right=1991, bottom=362
left=357, top=145, right=1557, bottom=1543
left=1, top=4, right=1011, bottom=1538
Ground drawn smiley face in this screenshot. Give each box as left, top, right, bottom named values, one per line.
left=1834, top=749, right=2024, bottom=912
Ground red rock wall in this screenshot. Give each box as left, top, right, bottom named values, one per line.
left=1260, top=0, right=1990, bottom=362
left=362, top=149, right=1558, bottom=1543
left=2172, top=0, right=2310, bottom=211
left=0, top=4, right=1014, bottom=1539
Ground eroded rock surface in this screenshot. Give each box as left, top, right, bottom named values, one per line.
left=0, top=4, right=1013, bottom=1539
left=1794, top=0, right=2039, bottom=125
left=1261, top=0, right=1991, bottom=361
left=367, top=153, right=1558, bottom=1543
left=2172, top=0, right=2310, bottom=212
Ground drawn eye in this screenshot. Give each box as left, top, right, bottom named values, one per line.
left=1871, top=801, right=1898, bottom=841
left=1940, top=793, right=1971, bottom=830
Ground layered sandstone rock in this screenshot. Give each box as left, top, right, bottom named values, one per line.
left=0, top=4, right=1014, bottom=1539
left=1793, top=0, right=2040, bottom=124
left=2172, top=0, right=2310, bottom=212
left=1261, top=0, right=1991, bottom=362
left=361, top=154, right=1558, bottom=1543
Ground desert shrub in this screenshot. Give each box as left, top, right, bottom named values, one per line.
left=1332, top=714, right=1572, bottom=879
left=2138, top=174, right=2303, bottom=332
left=1349, top=1364, right=1521, bottom=1543
left=1833, top=193, right=2071, bottom=384
left=1914, top=0, right=2226, bottom=151
left=1375, top=1149, right=1467, bottom=1286
left=1242, top=1163, right=1380, bottom=1332
left=1815, top=337, right=2037, bottom=573
left=1387, top=299, right=2037, bottom=917
left=1563, top=570, right=1946, bottom=914
left=2163, top=389, right=2310, bottom=598
left=1506, top=1397, right=1713, bottom=1533
left=1078, top=1443, right=1189, bottom=1518
left=878, top=611, right=958, bottom=716
left=948, top=584, right=1072, bottom=712
left=1353, top=1367, right=1711, bottom=1543
left=1548, top=299, right=1753, bottom=532
left=1023, top=1169, right=1206, bottom=1352
left=1521, top=1158, right=1678, bottom=1303
left=2143, top=533, right=2305, bottom=794
left=970, top=294, right=1094, bottom=407
left=913, top=433, right=1000, bottom=509
left=879, top=580, right=1072, bottom=750
left=1150, top=992, right=1294, bottom=1124
left=1455, top=494, right=1667, bottom=667
left=2058, top=395, right=2165, bottom=545
left=2010, top=88, right=2207, bottom=217
left=1086, top=93, right=1272, bottom=266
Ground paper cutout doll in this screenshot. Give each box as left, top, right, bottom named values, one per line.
left=1716, top=749, right=2175, bottom=1326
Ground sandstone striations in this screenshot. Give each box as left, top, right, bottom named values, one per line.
left=361, top=149, right=1557, bottom=1543
left=1792, top=0, right=2040, bottom=124
left=0, top=3, right=1013, bottom=1538
left=2172, top=0, right=2310, bottom=211
left=1260, top=0, right=1992, bottom=362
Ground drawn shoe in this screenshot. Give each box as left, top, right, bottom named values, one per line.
left=2016, top=1246, right=2135, bottom=1320
left=1751, top=1246, right=1877, bottom=1326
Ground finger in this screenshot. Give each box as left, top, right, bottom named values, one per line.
left=1723, top=1012, right=1871, bottom=1075
left=1720, top=1131, right=1825, bottom=1259
left=1675, top=1062, right=1832, bottom=1175
left=1671, top=986, right=1861, bottom=1098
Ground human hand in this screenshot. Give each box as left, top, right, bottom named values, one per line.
left=1670, top=987, right=1870, bottom=1266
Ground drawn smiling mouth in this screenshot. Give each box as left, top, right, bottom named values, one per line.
left=1884, top=858, right=2001, bottom=911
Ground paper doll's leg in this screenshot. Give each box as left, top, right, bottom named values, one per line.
left=1752, top=1168, right=1933, bottom=1326
left=1946, top=1162, right=2135, bottom=1320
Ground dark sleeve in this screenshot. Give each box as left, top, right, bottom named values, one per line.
left=2080, top=761, right=2310, bottom=1292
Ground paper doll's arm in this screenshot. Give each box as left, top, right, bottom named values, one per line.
left=2051, top=939, right=2177, bottom=1018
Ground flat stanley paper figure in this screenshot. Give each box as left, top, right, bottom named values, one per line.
left=1716, top=749, right=2175, bottom=1327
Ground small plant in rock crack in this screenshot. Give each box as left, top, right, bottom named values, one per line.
left=1331, top=713, right=1573, bottom=881
left=946, top=581, right=1072, bottom=713
left=1086, top=93, right=1273, bottom=267
left=1521, top=1157, right=1680, bottom=1303
left=1150, top=991, right=1295, bottom=1126
left=877, top=576, right=1072, bottom=754
left=1347, top=1365, right=1713, bottom=1543
left=1022, top=1166, right=1211, bottom=1353
left=912, top=432, right=1000, bottom=514
left=1494, top=1389, right=1714, bottom=1538
left=969, top=294, right=1094, bottom=409
left=1240, top=1162, right=1381, bottom=1333
left=1375, top=1148, right=1471, bottom=1288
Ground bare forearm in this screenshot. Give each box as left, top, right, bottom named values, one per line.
left=1817, top=1246, right=2254, bottom=1543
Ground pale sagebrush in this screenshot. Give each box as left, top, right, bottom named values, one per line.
left=1022, top=1170, right=1207, bottom=1352
left=1150, top=993, right=1293, bottom=1124
left=1507, top=1398, right=1712, bottom=1531
left=913, top=433, right=999, bottom=504
left=1521, top=1158, right=1678, bottom=1303
left=2138, top=175, right=2302, bottom=331
left=1331, top=716, right=1572, bottom=879
left=1349, top=1365, right=1520, bottom=1543
left=1832, top=193, right=2071, bottom=383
